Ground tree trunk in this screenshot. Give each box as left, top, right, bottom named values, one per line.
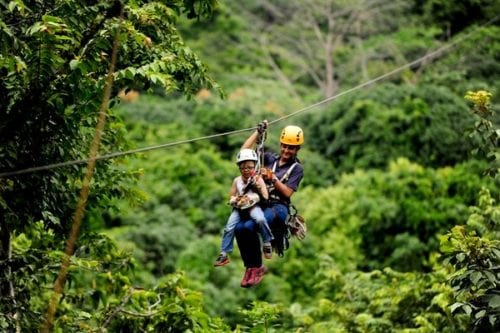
left=0, top=223, right=20, bottom=332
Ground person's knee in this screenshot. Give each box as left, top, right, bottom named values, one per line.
left=255, top=218, right=267, bottom=226
left=268, top=216, right=282, bottom=229
left=234, top=220, right=252, bottom=235
left=234, top=223, right=244, bottom=235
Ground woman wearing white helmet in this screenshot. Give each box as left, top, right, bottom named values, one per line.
left=234, top=121, right=304, bottom=287
left=213, top=148, right=273, bottom=267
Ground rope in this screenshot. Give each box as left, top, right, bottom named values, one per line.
left=255, top=127, right=267, bottom=173
left=1, top=15, right=498, bottom=179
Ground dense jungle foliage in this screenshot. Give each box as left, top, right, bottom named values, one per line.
left=1, top=0, right=499, bottom=332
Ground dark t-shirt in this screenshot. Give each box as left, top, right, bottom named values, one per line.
left=264, top=152, right=304, bottom=204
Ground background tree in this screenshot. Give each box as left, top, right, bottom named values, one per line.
left=0, top=0, right=224, bottom=331
left=416, top=0, right=500, bottom=36
left=2, top=0, right=499, bottom=331
left=440, top=91, right=500, bottom=332
left=303, top=83, right=477, bottom=175
left=111, top=2, right=499, bottom=330
left=227, top=0, right=437, bottom=98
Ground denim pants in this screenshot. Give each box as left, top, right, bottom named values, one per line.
left=235, top=203, right=288, bottom=268
left=220, top=206, right=272, bottom=254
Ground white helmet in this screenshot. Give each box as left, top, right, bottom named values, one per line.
left=236, top=149, right=258, bottom=164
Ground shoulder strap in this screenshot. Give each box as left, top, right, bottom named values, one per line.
left=271, top=161, right=298, bottom=184
left=280, top=162, right=298, bottom=184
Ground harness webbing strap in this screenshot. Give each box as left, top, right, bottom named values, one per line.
left=268, top=161, right=298, bottom=202
left=271, top=161, right=298, bottom=183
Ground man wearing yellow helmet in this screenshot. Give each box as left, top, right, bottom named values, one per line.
left=234, top=121, right=304, bottom=288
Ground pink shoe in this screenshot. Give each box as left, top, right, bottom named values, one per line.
left=248, top=266, right=267, bottom=286
left=240, top=268, right=254, bottom=288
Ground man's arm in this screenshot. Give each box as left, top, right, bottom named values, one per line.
left=271, top=176, right=295, bottom=198
left=241, top=130, right=259, bottom=149
left=242, top=120, right=268, bottom=149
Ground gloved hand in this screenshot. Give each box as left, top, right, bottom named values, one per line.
left=229, top=196, right=238, bottom=206
left=260, top=168, right=273, bottom=181
left=257, top=120, right=268, bottom=134
left=236, top=195, right=250, bottom=207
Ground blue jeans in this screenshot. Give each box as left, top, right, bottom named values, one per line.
left=220, top=206, right=273, bottom=254
left=235, top=203, right=288, bottom=268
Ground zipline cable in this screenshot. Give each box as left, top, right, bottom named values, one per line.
left=1, top=127, right=253, bottom=177
left=1, top=15, right=498, bottom=179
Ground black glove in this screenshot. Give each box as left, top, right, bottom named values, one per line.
left=257, top=120, right=268, bottom=134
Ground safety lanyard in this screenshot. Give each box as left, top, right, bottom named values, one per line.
left=255, top=130, right=266, bottom=173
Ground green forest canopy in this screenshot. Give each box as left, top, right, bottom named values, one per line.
left=1, top=0, right=499, bottom=332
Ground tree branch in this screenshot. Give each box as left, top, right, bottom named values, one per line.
left=259, top=34, right=301, bottom=99
left=100, top=288, right=164, bottom=331
left=100, top=289, right=133, bottom=330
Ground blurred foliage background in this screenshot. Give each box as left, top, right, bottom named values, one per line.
left=1, top=0, right=499, bottom=331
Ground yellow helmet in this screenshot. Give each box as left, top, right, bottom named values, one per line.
left=280, top=125, right=304, bottom=145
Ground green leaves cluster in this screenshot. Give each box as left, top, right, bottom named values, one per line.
left=1, top=0, right=220, bottom=235
left=4, top=219, right=230, bottom=332
left=238, top=301, right=283, bottom=333
left=1, top=0, right=222, bottom=331
left=465, top=90, right=499, bottom=177
left=304, top=83, right=475, bottom=176
left=2, top=0, right=499, bottom=332
left=295, top=158, right=496, bottom=272
left=439, top=93, right=500, bottom=332
left=440, top=194, right=500, bottom=331
left=306, top=268, right=467, bottom=332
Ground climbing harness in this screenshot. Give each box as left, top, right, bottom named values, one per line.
left=272, top=204, right=306, bottom=257
left=265, top=159, right=306, bottom=256
left=232, top=145, right=263, bottom=210
left=286, top=204, right=307, bottom=241
left=268, top=161, right=298, bottom=202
